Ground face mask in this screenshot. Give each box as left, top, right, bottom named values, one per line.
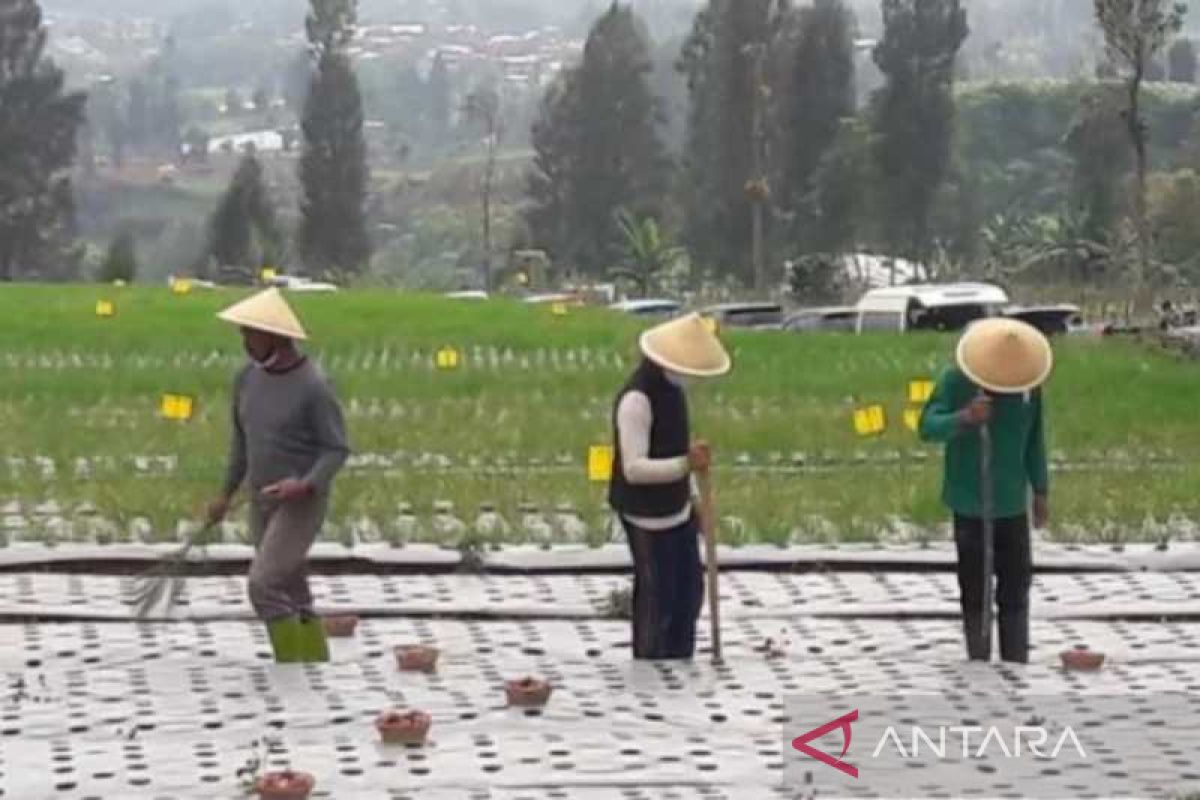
left=664, top=370, right=692, bottom=389
left=251, top=347, right=281, bottom=370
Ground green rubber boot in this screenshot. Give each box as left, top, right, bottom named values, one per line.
left=295, top=616, right=330, bottom=663
left=266, top=617, right=302, bottom=663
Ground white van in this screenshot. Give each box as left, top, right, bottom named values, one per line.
left=854, top=283, right=1010, bottom=333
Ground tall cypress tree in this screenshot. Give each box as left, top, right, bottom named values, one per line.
left=208, top=153, right=280, bottom=275
left=871, top=0, right=968, bottom=277
left=0, top=0, right=86, bottom=281
left=297, top=0, right=370, bottom=277
left=777, top=0, right=856, bottom=251
left=678, top=0, right=779, bottom=285
left=524, top=3, right=669, bottom=276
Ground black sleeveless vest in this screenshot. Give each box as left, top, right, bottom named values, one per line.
left=607, top=360, right=691, bottom=517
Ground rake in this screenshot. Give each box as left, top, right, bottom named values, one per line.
left=129, top=517, right=223, bottom=618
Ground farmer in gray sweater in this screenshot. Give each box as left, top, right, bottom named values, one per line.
left=207, top=288, right=350, bottom=663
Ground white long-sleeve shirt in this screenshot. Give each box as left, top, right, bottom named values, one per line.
left=616, top=390, right=694, bottom=531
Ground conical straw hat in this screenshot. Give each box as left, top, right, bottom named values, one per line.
left=217, top=288, right=308, bottom=340
left=956, top=317, right=1052, bottom=394
left=639, top=313, right=732, bottom=378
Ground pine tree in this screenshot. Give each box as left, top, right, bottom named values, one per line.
left=207, top=154, right=280, bottom=277
left=678, top=0, right=781, bottom=286
left=777, top=0, right=856, bottom=252
left=426, top=52, right=452, bottom=148
left=98, top=228, right=137, bottom=283
left=297, top=0, right=370, bottom=277
left=0, top=0, right=87, bottom=281
left=524, top=3, right=670, bottom=276
left=871, top=0, right=969, bottom=278
left=1168, top=37, right=1197, bottom=83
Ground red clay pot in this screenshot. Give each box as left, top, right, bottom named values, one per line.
left=375, top=709, right=432, bottom=745
left=1060, top=647, right=1105, bottom=671
left=395, top=644, right=439, bottom=673
left=255, top=770, right=315, bottom=800
left=322, top=614, right=358, bottom=638
left=505, top=676, right=552, bottom=708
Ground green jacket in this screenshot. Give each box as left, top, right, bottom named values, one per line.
left=918, top=366, right=1049, bottom=519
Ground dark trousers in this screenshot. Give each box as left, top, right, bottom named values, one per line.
left=953, top=514, right=1032, bottom=663
left=621, top=515, right=704, bottom=660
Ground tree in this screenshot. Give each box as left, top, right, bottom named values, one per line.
left=679, top=0, right=782, bottom=286
left=1093, top=0, right=1186, bottom=288
left=463, top=86, right=502, bottom=291
left=98, top=228, right=137, bottom=283
left=426, top=52, right=452, bottom=147
left=525, top=71, right=578, bottom=267
left=776, top=0, right=856, bottom=251
left=207, top=154, right=280, bottom=276
left=1064, top=85, right=1131, bottom=249
left=0, top=0, right=87, bottom=281
left=524, top=3, right=670, bottom=276
left=871, top=0, right=969, bottom=280
left=611, top=208, right=686, bottom=296
left=297, top=0, right=370, bottom=277
left=1168, top=37, right=1196, bottom=83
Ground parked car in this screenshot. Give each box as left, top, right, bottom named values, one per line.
left=522, top=292, right=584, bottom=306
left=698, top=302, right=785, bottom=330
left=609, top=298, right=683, bottom=318
left=854, top=283, right=1009, bottom=333
left=782, top=307, right=858, bottom=333
left=1002, top=304, right=1082, bottom=336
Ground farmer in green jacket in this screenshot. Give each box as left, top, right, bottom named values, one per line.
left=919, top=318, right=1053, bottom=664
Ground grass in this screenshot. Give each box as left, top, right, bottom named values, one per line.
left=3, top=283, right=1200, bottom=544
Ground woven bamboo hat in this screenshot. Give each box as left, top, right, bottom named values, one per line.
left=639, top=313, right=732, bottom=378
left=956, top=317, right=1052, bottom=393
left=217, top=288, right=308, bottom=340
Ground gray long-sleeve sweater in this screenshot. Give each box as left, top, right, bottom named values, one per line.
left=222, top=359, right=350, bottom=497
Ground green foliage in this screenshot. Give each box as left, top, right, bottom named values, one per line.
left=524, top=3, right=669, bottom=276
left=0, top=0, right=87, bottom=281
left=679, top=0, right=781, bottom=283
left=298, top=0, right=370, bottom=277
left=871, top=0, right=969, bottom=272
left=207, top=154, right=281, bottom=277
left=610, top=208, right=687, bottom=296
left=98, top=228, right=138, bottom=283
left=775, top=0, right=856, bottom=250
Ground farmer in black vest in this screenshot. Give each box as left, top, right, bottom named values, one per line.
left=609, top=313, right=732, bottom=659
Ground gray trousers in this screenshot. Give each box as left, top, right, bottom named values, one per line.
left=247, top=492, right=328, bottom=621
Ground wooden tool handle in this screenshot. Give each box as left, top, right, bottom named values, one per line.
left=697, top=468, right=722, bottom=664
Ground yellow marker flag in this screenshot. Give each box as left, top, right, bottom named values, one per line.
left=907, top=378, right=935, bottom=404
left=853, top=404, right=886, bottom=437
left=904, top=407, right=922, bottom=433
left=551, top=302, right=569, bottom=317
left=171, top=278, right=193, bottom=295
left=435, top=346, right=461, bottom=370
left=160, top=393, right=196, bottom=422
left=588, top=445, right=614, bottom=482
left=260, top=267, right=278, bottom=282
left=95, top=300, right=115, bottom=318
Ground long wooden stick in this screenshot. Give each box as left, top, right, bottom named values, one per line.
left=979, top=422, right=995, bottom=659
left=697, top=468, right=721, bottom=664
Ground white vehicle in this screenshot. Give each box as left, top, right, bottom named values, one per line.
left=445, top=290, right=489, bottom=301
left=609, top=298, right=683, bottom=318
left=854, top=283, right=1009, bottom=333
